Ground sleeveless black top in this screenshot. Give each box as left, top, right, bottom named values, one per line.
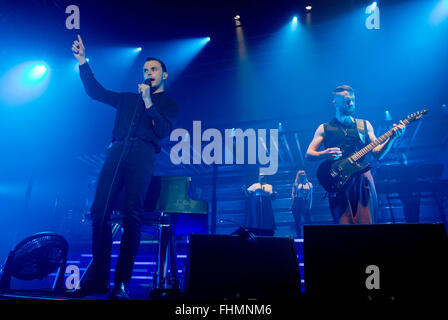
left=323, top=118, right=370, bottom=162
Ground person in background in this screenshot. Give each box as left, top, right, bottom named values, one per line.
left=245, top=171, right=276, bottom=235
left=291, top=170, right=313, bottom=238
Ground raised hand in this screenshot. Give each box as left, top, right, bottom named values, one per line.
left=72, top=34, right=86, bottom=65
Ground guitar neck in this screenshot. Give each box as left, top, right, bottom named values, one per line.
left=350, top=118, right=409, bottom=162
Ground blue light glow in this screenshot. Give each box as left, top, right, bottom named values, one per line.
left=28, top=64, right=48, bottom=80
left=430, top=0, right=448, bottom=25
left=291, top=16, right=299, bottom=31
left=200, top=37, right=211, bottom=45
left=149, top=37, right=210, bottom=81
left=0, top=61, right=51, bottom=106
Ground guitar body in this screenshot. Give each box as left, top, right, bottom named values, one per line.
left=317, top=158, right=370, bottom=193
left=315, top=109, right=428, bottom=193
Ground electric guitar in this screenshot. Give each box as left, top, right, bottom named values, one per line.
left=316, top=109, right=429, bottom=193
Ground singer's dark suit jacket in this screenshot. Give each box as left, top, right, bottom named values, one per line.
left=79, top=62, right=178, bottom=152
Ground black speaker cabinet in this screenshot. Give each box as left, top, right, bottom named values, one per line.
left=184, top=233, right=301, bottom=300
left=304, top=223, right=448, bottom=303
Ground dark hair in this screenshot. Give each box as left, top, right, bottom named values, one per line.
left=332, top=84, right=354, bottom=94
left=145, top=57, right=167, bottom=73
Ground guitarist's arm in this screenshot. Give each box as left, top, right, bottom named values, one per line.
left=306, top=124, right=343, bottom=161
left=367, top=120, right=406, bottom=160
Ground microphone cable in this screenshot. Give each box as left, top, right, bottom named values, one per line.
left=88, top=80, right=151, bottom=287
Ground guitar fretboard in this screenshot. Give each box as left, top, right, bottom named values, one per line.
left=350, top=118, right=410, bottom=162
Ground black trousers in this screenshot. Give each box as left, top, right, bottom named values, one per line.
left=291, top=198, right=311, bottom=237
left=245, top=195, right=276, bottom=232
left=89, top=138, right=155, bottom=288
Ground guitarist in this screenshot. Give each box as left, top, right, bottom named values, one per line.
left=305, top=85, right=405, bottom=224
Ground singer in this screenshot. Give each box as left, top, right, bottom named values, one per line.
left=305, top=85, right=405, bottom=225
left=71, top=35, right=179, bottom=299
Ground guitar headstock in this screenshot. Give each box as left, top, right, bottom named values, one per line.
left=403, top=109, right=429, bottom=124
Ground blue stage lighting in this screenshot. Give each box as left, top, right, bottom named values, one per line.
left=199, top=37, right=211, bottom=45
left=430, top=0, right=448, bottom=25
left=372, top=2, right=377, bottom=6
left=28, top=64, right=48, bottom=80
left=291, top=16, right=299, bottom=31
left=146, top=37, right=211, bottom=82
left=0, top=61, right=51, bottom=106
left=133, top=47, right=142, bottom=53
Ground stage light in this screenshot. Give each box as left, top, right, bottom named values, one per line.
left=291, top=16, right=299, bottom=31
left=153, top=37, right=211, bottom=82
left=86, top=58, right=89, bottom=62
left=28, top=64, right=48, bottom=80
left=305, top=5, right=312, bottom=26
left=133, top=47, right=142, bottom=53
left=234, top=14, right=242, bottom=27
left=430, top=0, right=448, bottom=25
left=0, top=61, right=51, bottom=106
left=200, top=37, right=211, bottom=45
left=235, top=15, right=247, bottom=59
left=278, top=122, right=283, bottom=133
left=24, top=62, right=50, bottom=86
left=442, top=104, right=448, bottom=116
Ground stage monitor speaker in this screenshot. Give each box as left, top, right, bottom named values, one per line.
left=184, top=233, right=301, bottom=300
left=303, top=223, right=448, bottom=303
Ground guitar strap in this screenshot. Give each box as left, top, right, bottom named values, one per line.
left=356, top=119, right=367, bottom=145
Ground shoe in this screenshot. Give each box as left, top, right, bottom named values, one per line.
left=109, top=283, right=130, bottom=300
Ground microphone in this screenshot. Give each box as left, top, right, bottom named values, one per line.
left=139, top=78, right=152, bottom=100
left=144, top=78, right=152, bottom=87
